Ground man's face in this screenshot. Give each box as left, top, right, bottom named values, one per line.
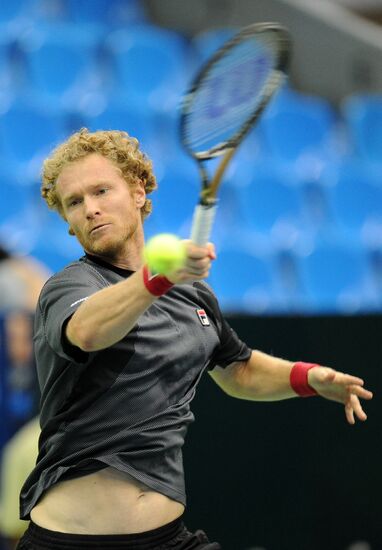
left=56, top=153, right=145, bottom=260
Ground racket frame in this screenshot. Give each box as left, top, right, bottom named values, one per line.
left=180, top=22, right=292, bottom=244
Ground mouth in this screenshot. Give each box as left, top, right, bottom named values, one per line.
left=90, top=223, right=110, bottom=235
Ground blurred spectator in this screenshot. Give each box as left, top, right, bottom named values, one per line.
left=0, top=417, right=40, bottom=550
left=0, top=244, right=49, bottom=548
left=0, top=245, right=50, bottom=312
left=0, top=245, right=50, bottom=431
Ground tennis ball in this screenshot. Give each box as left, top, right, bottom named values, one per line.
left=143, top=233, right=186, bottom=275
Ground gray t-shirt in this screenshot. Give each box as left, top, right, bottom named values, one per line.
left=20, top=254, right=252, bottom=519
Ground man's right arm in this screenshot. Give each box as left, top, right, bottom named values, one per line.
left=66, top=242, right=215, bottom=353
left=66, top=267, right=156, bottom=352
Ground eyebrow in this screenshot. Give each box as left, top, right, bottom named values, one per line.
left=62, top=182, right=113, bottom=204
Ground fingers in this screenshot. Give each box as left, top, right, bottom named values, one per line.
left=336, top=372, right=365, bottom=387
left=315, top=368, right=364, bottom=388
left=167, top=241, right=216, bottom=284
left=182, top=241, right=216, bottom=278
left=312, top=368, right=371, bottom=395
left=184, top=257, right=211, bottom=277
left=343, top=385, right=373, bottom=425
left=206, top=242, right=217, bottom=260
left=345, top=394, right=368, bottom=425
left=347, top=384, right=373, bottom=401
left=309, top=366, right=373, bottom=425
left=344, top=384, right=372, bottom=425
left=345, top=399, right=355, bottom=425
left=184, top=241, right=216, bottom=260
left=332, top=374, right=373, bottom=406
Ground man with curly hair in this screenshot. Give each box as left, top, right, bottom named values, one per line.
left=17, top=128, right=372, bottom=550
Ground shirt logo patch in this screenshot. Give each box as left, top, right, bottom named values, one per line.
left=196, top=308, right=210, bottom=326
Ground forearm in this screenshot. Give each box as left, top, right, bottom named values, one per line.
left=66, top=267, right=156, bottom=351
left=210, top=350, right=296, bottom=401
left=210, top=350, right=373, bottom=424
left=67, top=242, right=215, bottom=352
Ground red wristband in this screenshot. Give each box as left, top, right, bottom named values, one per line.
left=290, top=362, right=319, bottom=397
left=142, top=265, right=173, bottom=296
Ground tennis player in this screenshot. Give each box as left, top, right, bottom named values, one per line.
left=17, top=129, right=373, bottom=550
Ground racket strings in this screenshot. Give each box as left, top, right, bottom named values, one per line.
left=183, top=33, right=281, bottom=153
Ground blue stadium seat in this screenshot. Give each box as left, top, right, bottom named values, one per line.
left=208, top=248, right=275, bottom=313
left=0, top=101, right=66, bottom=176
left=105, top=25, right=189, bottom=112
left=326, top=161, right=382, bottom=241
left=143, top=212, right=163, bottom=241
left=0, top=37, right=11, bottom=93
left=0, top=191, right=41, bottom=257
left=299, top=179, right=337, bottom=239
left=236, top=166, right=303, bottom=236
left=83, top=102, right=158, bottom=160
left=0, top=0, right=29, bottom=25
left=149, top=109, right=185, bottom=162
left=29, top=0, right=70, bottom=24
left=0, top=169, right=33, bottom=222
left=28, top=211, right=84, bottom=272
left=367, top=249, right=382, bottom=305
left=66, top=0, right=147, bottom=27
left=262, top=92, right=337, bottom=165
left=342, top=94, right=382, bottom=163
left=272, top=249, right=307, bottom=311
left=30, top=241, right=79, bottom=273
left=300, top=242, right=371, bottom=313
left=149, top=161, right=199, bottom=237
left=191, top=27, right=237, bottom=71
left=17, top=23, right=103, bottom=107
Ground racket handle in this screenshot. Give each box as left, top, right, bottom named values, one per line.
left=190, top=203, right=217, bottom=246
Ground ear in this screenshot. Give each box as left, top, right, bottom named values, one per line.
left=135, top=182, right=146, bottom=208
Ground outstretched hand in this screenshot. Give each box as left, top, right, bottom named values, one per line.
left=166, top=241, right=216, bottom=285
left=308, top=367, right=373, bottom=425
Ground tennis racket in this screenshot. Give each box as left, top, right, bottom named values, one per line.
left=180, top=22, right=291, bottom=245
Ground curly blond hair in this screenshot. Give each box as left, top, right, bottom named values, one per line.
left=42, top=128, right=157, bottom=220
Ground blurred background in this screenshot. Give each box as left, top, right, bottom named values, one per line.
left=0, top=1, right=381, bottom=549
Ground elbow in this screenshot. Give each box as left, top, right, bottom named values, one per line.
left=218, top=379, right=244, bottom=399
left=222, top=361, right=263, bottom=400
left=74, top=328, right=101, bottom=352
left=210, top=362, right=252, bottom=399
left=66, top=318, right=98, bottom=352
left=76, top=336, right=97, bottom=353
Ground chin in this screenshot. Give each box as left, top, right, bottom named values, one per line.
left=80, top=225, right=135, bottom=257
left=87, top=237, right=125, bottom=258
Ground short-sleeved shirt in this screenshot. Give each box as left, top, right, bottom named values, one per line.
left=20, top=254, right=251, bottom=520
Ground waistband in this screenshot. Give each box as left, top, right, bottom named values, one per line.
left=26, top=515, right=185, bottom=549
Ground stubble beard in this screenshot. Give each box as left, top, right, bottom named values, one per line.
left=80, top=221, right=140, bottom=260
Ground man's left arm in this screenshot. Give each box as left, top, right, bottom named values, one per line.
left=209, top=350, right=373, bottom=424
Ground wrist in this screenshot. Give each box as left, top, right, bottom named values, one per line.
left=142, top=265, right=174, bottom=296
left=290, top=362, right=319, bottom=397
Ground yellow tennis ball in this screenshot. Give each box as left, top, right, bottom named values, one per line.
left=143, top=233, right=186, bottom=275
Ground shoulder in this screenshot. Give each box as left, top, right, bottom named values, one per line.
left=192, top=280, right=220, bottom=309
left=42, top=258, right=106, bottom=291
left=187, top=280, right=224, bottom=325
left=37, top=258, right=107, bottom=311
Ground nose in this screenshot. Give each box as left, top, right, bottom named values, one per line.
left=84, top=197, right=101, bottom=219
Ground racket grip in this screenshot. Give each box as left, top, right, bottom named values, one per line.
left=190, top=203, right=217, bottom=246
